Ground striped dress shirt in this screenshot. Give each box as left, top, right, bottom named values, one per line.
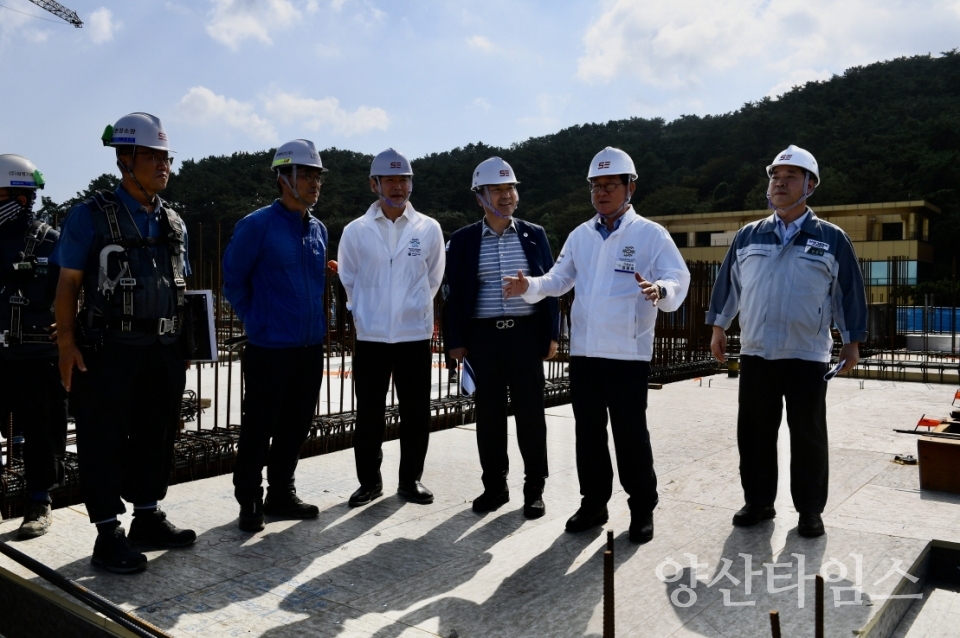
left=473, top=219, right=535, bottom=318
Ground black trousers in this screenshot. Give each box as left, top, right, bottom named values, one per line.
left=71, top=340, right=185, bottom=523
left=233, top=344, right=325, bottom=504
left=352, top=339, right=431, bottom=487
left=467, top=317, right=548, bottom=499
left=0, top=356, right=67, bottom=498
left=737, top=355, right=830, bottom=514
left=568, top=356, right=658, bottom=513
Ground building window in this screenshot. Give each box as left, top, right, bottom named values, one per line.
left=670, top=232, right=688, bottom=247
left=868, top=260, right=917, bottom=286
left=695, top=231, right=712, bottom=247
left=881, top=223, right=903, bottom=241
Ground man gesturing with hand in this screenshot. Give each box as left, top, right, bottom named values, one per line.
left=503, top=147, right=689, bottom=543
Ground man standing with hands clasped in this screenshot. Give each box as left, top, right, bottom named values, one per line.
left=444, top=157, right=559, bottom=518
left=504, top=147, right=689, bottom=543
left=338, top=149, right=444, bottom=508
left=706, top=145, right=867, bottom=538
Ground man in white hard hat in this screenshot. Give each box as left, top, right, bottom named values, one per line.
left=338, top=149, right=445, bottom=507
left=504, top=147, right=689, bottom=543
left=53, top=113, right=195, bottom=574
left=0, top=155, right=67, bottom=540
left=223, top=140, right=331, bottom=532
left=444, top=157, right=559, bottom=518
left=707, top=145, right=867, bottom=538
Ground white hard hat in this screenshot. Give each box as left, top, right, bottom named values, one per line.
left=370, top=148, right=413, bottom=177
left=0, top=154, right=44, bottom=190
left=101, top=112, right=173, bottom=152
left=471, top=157, right=519, bottom=191
left=272, top=139, right=328, bottom=172
left=767, top=144, right=820, bottom=185
left=587, top=147, right=637, bottom=181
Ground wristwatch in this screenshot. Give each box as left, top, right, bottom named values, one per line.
left=657, top=284, right=667, bottom=299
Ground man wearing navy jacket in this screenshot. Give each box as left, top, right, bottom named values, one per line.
left=445, top=157, right=559, bottom=518
left=223, top=139, right=330, bottom=532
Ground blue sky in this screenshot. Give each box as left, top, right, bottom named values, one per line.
left=2, top=0, right=959, bottom=203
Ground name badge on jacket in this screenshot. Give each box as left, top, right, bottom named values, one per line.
left=615, top=245, right=636, bottom=273
left=408, top=238, right=422, bottom=257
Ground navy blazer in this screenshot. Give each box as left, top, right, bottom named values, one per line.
left=443, top=218, right=561, bottom=358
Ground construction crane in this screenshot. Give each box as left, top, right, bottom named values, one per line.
left=26, top=0, right=83, bottom=27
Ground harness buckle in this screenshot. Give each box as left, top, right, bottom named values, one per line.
left=119, top=277, right=137, bottom=287
left=0, top=330, right=8, bottom=347
left=495, top=319, right=515, bottom=330
left=9, top=295, right=28, bottom=306
left=12, top=261, right=32, bottom=271
left=158, top=317, right=177, bottom=335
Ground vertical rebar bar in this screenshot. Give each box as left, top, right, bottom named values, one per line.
left=769, top=610, right=781, bottom=638
left=603, top=549, right=614, bottom=638
left=815, top=574, right=824, bottom=638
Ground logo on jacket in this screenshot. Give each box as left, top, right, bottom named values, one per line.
left=408, top=237, right=422, bottom=257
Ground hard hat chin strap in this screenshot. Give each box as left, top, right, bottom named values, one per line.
left=767, top=170, right=816, bottom=214
left=592, top=185, right=633, bottom=219
left=375, top=176, right=411, bottom=209
left=477, top=186, right=513, bottom=219
left=279, top=166, right=315, bottom=212
left=117, top=148, right=157, bottom=206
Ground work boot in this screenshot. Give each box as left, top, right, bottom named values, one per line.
left=239, top=500, right=265, bottom=532
left=263, top=492, right=319, bottom=519
left=17, top=502, right=52, bottom=540
left=91, top=526, right=147, bottom=574
left=128, top=509, right=196, bottom=548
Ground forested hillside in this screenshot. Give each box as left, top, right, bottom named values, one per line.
left=44, top=52, right=960, bottom=283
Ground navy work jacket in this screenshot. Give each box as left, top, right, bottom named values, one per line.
left=444, top=218, right=560, bottom=358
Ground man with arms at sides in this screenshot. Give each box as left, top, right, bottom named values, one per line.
left=0, top=155, right=67, bottom=540
left=504, top=147, right=689, bottom=543
left=54, top=113, right=195, bottom=574
left=707, top=145, right=867, bottom=538
left=444, top=157, right=559, bottom=518
left=223, top=139, right=330, bottom=532
left=338, top=149, right=445, bottom=507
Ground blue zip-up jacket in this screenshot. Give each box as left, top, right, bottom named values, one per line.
left=222, top=200, right=328, bottom=348
left=706, top=209, right=867, bottom=362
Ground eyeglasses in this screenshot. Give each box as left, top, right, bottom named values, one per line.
left=589, top=182, right=624, bottom=194
left=137, top=150, right=174, bottom=166
left=297, top=172, right=326, bottom=184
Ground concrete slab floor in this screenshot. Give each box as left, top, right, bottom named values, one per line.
left=1, top=375, right=959, bottom=637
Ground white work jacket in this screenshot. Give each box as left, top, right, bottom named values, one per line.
left=338, top=202, right=445, bottom=343
left=522, top=208, right=690, bottom=361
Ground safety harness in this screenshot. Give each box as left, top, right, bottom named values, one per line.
left=0, top=221, right=54, bottom=347
left=87, top=191, right=186, bottom=336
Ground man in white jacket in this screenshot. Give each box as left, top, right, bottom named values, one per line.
left=338, top=149, right=445, bottom=507
left=504, top=147, right=689, bottom=543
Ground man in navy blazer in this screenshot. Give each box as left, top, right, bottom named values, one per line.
left=444, top=157, right=560, bottom=518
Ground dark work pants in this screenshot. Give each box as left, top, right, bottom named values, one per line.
left=0, top=356, right=67, bottom=499
left=568, top=356, right=658, bottom=513
left=737, top=355, right=830, bottom=514
left=233, top=344, right=325, bottom=504
left=467, top=317, right=548, bottom=500
left=71, top=340, right=185, bottom=523
left=352, top=339, right=431, bottom=488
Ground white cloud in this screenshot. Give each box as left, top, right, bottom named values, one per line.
left=177, top=86, right=278, bottom=144
left=576, top=0, right=960, bottom=90
left=88, top=7, right=122, bottom=44
left=206, top=0, right=301, bottom=50
left=472, top=97, right=492, bottom=110
left=466, top=35, right=496, bottom=53
left=262, top=92, right=389, bottom=136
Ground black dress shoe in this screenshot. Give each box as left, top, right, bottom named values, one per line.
left=398, top=481, right=434, bottom=504
left=565, top=505, right=608, bottom=533
left=797, top=513, right=825, bottom=537
left=629, top=512, right=654, bottom=543
left=238, top=500, right=265, bottom=532
left=264, top=492, right=319, bottom=519
left=473, top=488, right=509, bottom=513
left=348, top=483, right=383, bottom=507
left=523, top=498, right=545, bottom=519
left=732, top=504, right=776, bottom=527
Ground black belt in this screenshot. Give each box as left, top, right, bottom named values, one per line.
left=472, top=315, right=536, bottom=330
left=85, top=312, right=180, bottom=335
